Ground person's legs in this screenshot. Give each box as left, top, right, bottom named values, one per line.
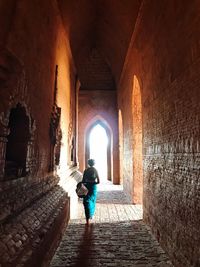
left=83, top=197, right=90, bottom=224
left=86, top=218, right=90, bottom=225
left=83, top=185, right=97, bottom=225
left=84, top=200, right=94, bottom=225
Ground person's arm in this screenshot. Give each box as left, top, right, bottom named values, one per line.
left=95, top=169, right=100, bottom=184
left=82, top=170, right=87, bottom=183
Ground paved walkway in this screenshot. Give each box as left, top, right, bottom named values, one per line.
left=50, top=183, right=173, bottom=267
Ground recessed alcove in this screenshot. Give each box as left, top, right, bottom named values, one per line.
left=5, top=104, right=30, bottom=179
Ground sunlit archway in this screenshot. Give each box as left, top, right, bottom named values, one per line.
left=118, top=109, right=124, bottom=185
left=85, top=118, right=113, bottom=183
left=132, top=75, right=143, bottom=204
left=89, top=124, right=108, bottom=181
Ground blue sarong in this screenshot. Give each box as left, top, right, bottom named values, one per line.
left=83, top=183, right=97, bottom=220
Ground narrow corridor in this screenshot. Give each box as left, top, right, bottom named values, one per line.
left=0, top=2, right=199, bottom=266
left=50, top=183, right=173, bottom=267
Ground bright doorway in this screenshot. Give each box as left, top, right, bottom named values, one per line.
left=132, top=75, right=143, bottom=204
left=89, top=124, right=108, bottom=182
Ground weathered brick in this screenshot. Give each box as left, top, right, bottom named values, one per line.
left=119, top=1, right=200, bottom=266
left=50, top=184, right=173, bottom=267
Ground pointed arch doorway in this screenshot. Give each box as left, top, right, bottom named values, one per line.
left=132, top=75, right=143, bottom=204
left=85, top=119, right=112, bottom=183
left=118, top=109, right=124, bottom=185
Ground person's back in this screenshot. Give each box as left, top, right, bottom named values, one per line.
left=83, top=166, right=99, bottom=183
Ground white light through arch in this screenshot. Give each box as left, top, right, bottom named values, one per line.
left=89, top=124, right=108, bottom=182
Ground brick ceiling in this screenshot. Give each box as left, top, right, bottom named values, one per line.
left=57, top=0, right=141, bottom=90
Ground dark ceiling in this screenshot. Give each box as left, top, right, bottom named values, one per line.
left=57, top=0, right=142, bottom=90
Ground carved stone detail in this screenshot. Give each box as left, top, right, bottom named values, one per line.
left=0, top=48, right=37, bottom=180
left=49, top=65, right=62, bottom=171
left=49, top=104, right=62, bottom=171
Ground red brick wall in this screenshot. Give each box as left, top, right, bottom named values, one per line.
left=119, top=1, right=200, bottom=266
left=0, top=0, right=76, bottom=174
left=7, top=0, right=75, bottom=174
left=0, top=0, right=77, bottom=265
left=78, top=90, right=119, bottom=184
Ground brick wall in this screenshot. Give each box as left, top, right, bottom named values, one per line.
left=0, top=183, right=69, bottom=266
left=77, top=48, right=115, bottom=90
left=0, top=0, right=78, bottom=265
left=119, top=0, right=200, bottom=266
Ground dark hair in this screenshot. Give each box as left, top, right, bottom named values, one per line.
left=88, top=159, right=95, bottom=166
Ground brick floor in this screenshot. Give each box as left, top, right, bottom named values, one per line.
left=50, top=183, right=173, bottom=267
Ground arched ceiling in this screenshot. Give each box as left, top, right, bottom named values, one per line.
left=57, top=0, right=142, bottom=89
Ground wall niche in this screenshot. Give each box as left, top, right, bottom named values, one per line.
left=5, top=104, right=30, bottom=179
left=0, top=49, right=37, bottom=180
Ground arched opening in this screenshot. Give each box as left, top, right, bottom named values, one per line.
left=118, top=109, right=124, bottom=185
left=89, top=124, right=108, bottom=182
left=132, top=76, right=143, bottom=204
left=85, top=119, right=112, bottom=183
left=5, top=104, right=30, bottom=179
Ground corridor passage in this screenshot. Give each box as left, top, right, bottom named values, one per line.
left=50, top=183, right=173, bottom=267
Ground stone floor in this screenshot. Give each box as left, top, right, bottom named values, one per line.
left=50, top=182, right=173, bottom=267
